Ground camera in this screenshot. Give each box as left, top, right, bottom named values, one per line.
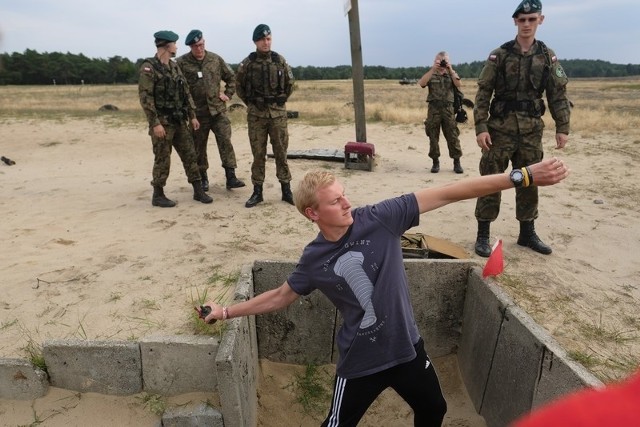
left=439, top=59, right=448, bottom=68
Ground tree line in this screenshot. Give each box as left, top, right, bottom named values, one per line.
left=1, top=49, right=639, bottom=85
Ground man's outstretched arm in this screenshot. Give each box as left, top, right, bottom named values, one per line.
left=415, top=157, right=569, bottom=214
left=201, top=281, right=300, bottom=323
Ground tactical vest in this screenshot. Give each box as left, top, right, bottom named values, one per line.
left=147, top=57, right=190, bottom=119
left=243, top=51, right=289, bottom=105
left=490, top=40, right=551, bottom=118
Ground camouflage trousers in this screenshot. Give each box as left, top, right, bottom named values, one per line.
left=424, top=104, right=462, bottom=160
left=149, top=122, right=200, bottom=187
left=475, top=128, right=544, bottom=222
left=193, top=112, right=238, bottom=173
left=247, top=114, right=291, bottom=185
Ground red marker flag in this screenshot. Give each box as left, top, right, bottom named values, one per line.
left=482, top=239, right=504, bottom=278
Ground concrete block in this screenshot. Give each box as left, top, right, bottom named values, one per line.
left=0, top=358, right=48, bottom=400
left=457, top=268, right=515, bottom=413
left=406, top=260, right=475, bottom=358
left=162, top=402, right=224, bottom=427
left=235, top=265, right=259, bottom=379
left=140, top=335, right=219, bottom=396
left=518, top=314, right=604, bottom=410
left=480, top=304, right=545, bottom=427
left=43, top=339, right=142, bottom=395
left=216, top=265, right=259, bottom=427
left=253, top=261, right=335, bottom=364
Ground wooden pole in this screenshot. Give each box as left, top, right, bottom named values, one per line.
left=347, top=0, right=366, bottom=142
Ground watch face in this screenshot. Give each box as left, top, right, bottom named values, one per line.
left=511, top=169, right=524, bottom=185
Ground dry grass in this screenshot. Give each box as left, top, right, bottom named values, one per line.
left=2, top=77, right=639, bottom=134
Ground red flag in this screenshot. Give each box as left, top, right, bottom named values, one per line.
left=482, top=239, right=504, bottom=278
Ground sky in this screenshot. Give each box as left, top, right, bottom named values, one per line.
left=1, top=0, right=639, bottom=67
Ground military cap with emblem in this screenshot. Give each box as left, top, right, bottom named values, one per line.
left=512, top=0, right=542, bottom=18
left=154, top=30, right=179, bottom=47
left=185, top=29, right=203, bottom=46
left=252, top=24, right=271, bottom=42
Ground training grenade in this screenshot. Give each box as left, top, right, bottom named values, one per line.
left=196, top=305, right=216, bottom=324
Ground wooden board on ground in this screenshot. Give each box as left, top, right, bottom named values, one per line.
left=401, top=233, right=470, bottom=259
left=269, top=149, right=344, bottom=162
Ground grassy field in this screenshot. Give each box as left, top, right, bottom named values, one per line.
left=2, top=77, right=640, bottom=134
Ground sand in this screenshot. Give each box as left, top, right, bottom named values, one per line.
left=1, top=117, right=639, bottom=425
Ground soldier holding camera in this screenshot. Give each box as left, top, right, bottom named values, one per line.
left=418, top=51, right=464, bottom=174
left=138, top=30, right=212, bottom=207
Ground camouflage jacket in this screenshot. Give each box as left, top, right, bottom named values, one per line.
left=474, top=39, right=571, bottom=136
left=177, top=51, right=235, bottom=118
left=425, top=72, right=455, bottom=105
left=138, top=56, right=196, bottom=129
left=235, top=50, right=294, bottom=118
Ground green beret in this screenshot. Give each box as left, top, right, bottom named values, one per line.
left=512, top=0, right=542, bottom=17
left=185, top=29, right=203, bottom=46
left=252, top=24, right=271, bottom=42
left=154, top=30, right=179, bottom=47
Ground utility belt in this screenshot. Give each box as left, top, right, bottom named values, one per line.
left=490, top=99, right=545, bottom=118
left=428, top=99, right=453, bottom=108
left=157, top=108, right=188, bottom=124
left=251, top=95, right=288, bottom=110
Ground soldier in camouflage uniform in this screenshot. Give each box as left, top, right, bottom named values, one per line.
left=473, top=0, right=570, bottom=257
left=177, top=30, right=245, bottom=192
left=235, top=24, right=295, bottom=208
left=418, top=51, right=464, bottom=174
left=138, top=30, right=212, bottom=207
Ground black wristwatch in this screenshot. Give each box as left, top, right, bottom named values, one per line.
left=510, top=169, right=524, bottom=188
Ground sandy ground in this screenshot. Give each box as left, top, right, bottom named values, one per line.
left=1, top=117, right=639, bottom=425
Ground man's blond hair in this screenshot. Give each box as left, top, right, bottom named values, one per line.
left=294, top=170, right=336, bottom=219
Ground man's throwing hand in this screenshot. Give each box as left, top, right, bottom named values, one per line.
left=528, top=157, right=569, bottom=186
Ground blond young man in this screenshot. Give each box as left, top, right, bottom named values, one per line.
left=200, top=157, right=569, bottom=426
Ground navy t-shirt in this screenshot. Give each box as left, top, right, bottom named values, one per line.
left=287, top=193, right=421, bottom=379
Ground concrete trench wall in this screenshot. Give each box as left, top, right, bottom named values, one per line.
left=0, top=260, right=602, bottom=427
left=251, top=259, right=603, bottom=426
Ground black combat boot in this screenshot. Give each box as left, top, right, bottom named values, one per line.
left=152, top=186, right=176, bottom=208
left=453, top=158, right=464, bottom=174
left=192, top=180, right=213, bottom=204
left=201, top=171, right=209, bottom=192
left=224, top=167, right=246, bottom=189
left=517, top=221, right=552, bottom=254
left=431, top=159, right=440, bottom=173
left=245, top=184, right=263, bottom=208
left=281, top=182, right=294, bottom=205
left=474, top=220, right=492, bottom=257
